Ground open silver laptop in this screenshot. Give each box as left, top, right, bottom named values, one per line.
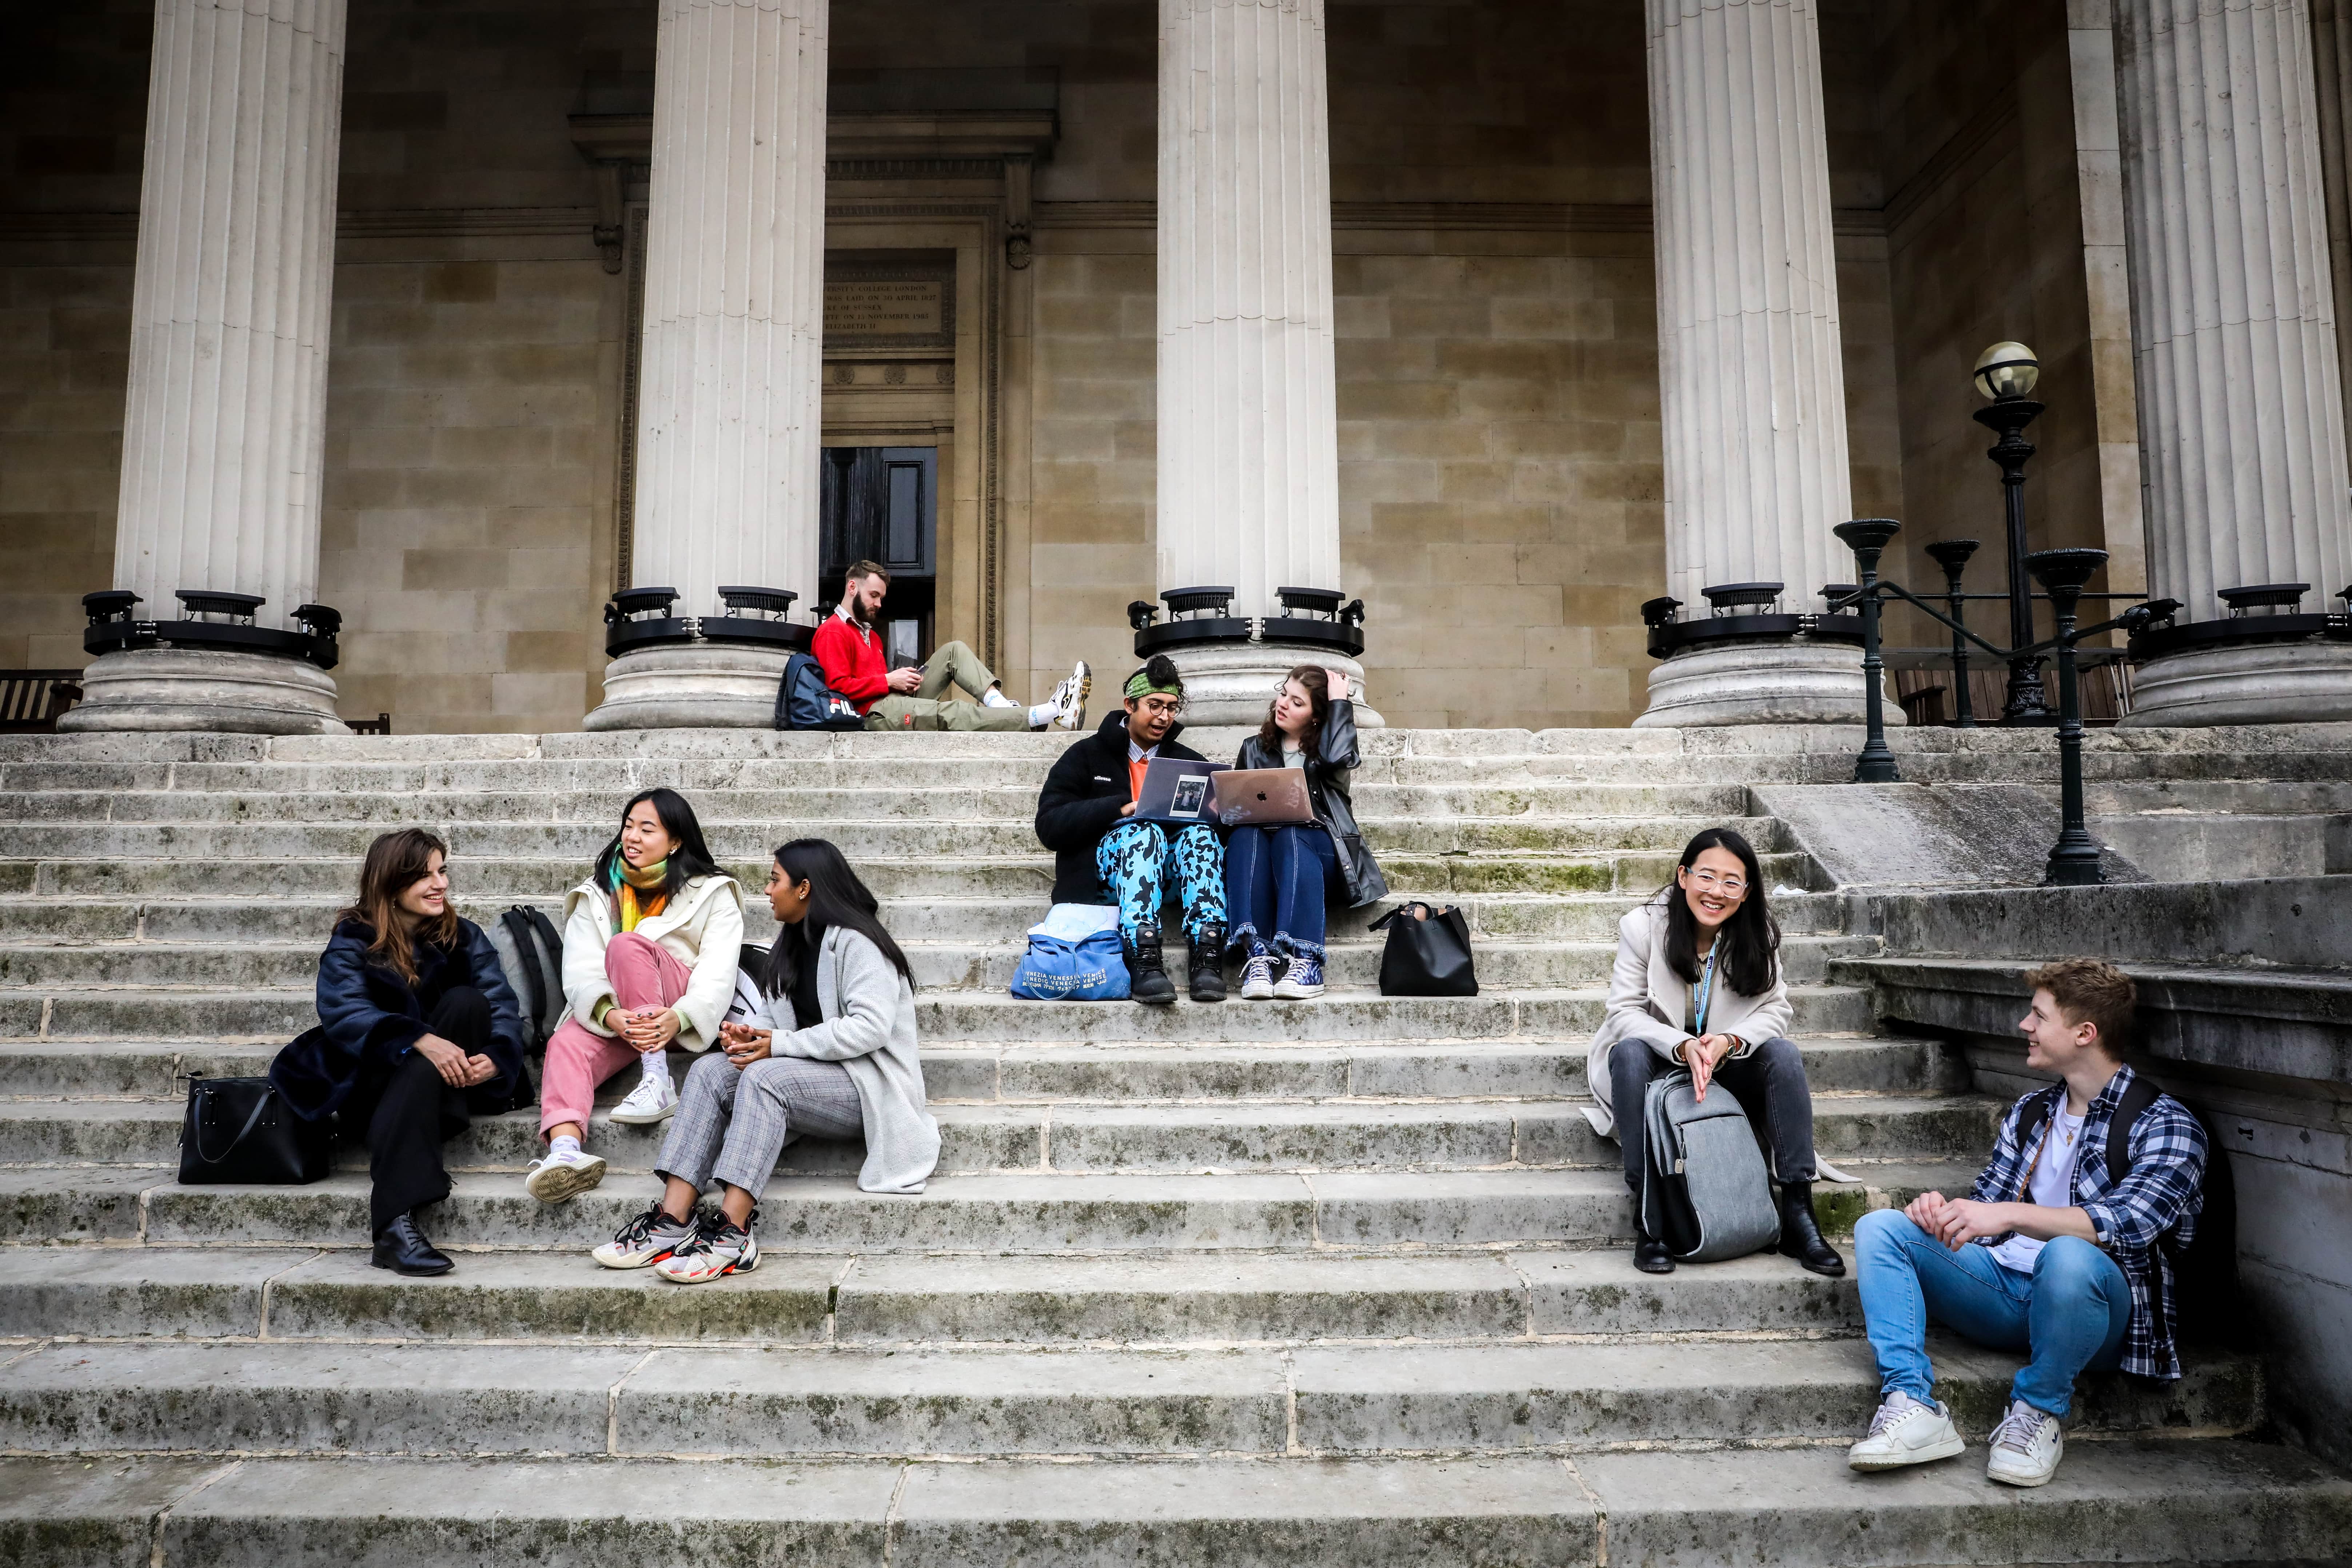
left=1133, top=758, right=1228, bottom=824
left=1213, top=768, right=1314, bottom=826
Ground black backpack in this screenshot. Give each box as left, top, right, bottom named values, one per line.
left=2016, top=1075, right=2242, bottom=1346
left=776, top=652, right=863, bottom=731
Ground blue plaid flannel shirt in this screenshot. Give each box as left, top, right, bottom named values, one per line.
left=1968, top=1063, right=2207, bottom=1380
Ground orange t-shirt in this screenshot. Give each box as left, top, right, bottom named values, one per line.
left=1127, top=754, right=1149, bottom=805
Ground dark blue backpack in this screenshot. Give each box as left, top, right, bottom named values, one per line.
left=776, top=652, right=865, bottom=731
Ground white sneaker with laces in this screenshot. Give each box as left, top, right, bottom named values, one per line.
left=593, top=1200, right=698, bottom=1269
left=1847, top=1391, right=1966, bottom=1472
left=524, top=1146, right=607, bottom=1204
left=654, top=1210, right=760, bottom=1283
left=610, top=1066, right=678, bottom=1126
left=1985, top=1399, right=2063, bottom=1487
left=1049, top=661, right=1092, bottom=731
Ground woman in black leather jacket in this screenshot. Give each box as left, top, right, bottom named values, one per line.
left=1225, top=666, right=1388, bottom=999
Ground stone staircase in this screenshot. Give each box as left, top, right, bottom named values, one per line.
left=0, top=727, right=2345, bottom=1565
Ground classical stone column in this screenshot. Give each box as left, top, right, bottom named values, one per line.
left=585, top=0, right=829, bottom=731
left=2112, top=0, right=2352, bottom=726
left=1633, top=0, right=1886, bottom=728
left=1151, top=0, right=1376, bottom=726
left=61, top=0, right=350, bottom=735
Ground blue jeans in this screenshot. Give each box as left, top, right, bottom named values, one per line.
left=1224, top=823, right=1339, bottom=960
left=1095, top=819, right=1225, bottom=946
left=1855, top=1208, right=2131, bottom=1417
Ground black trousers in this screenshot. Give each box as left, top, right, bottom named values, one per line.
left=363, top=986, right=504, bottom=1237
left=1612, top=1035, right=1818, bottom=1201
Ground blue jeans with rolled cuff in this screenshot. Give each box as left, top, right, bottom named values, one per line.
left=1096, top=819, right=1226, bottom=946
left=1223, top=823, right=1339, bottom=961
left=1855, top=1207, right=2130, bottom=1417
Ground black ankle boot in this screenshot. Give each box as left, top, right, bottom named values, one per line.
left=1127, top=922, right=1177, bottom=1007
left=1188, top=922, right=1227, bottom=1002
left=372, top=1212, right=454, bottom=1276
left=1633, top=1229, right=1675, bottom=1274
left=1777, top=1180, right=1846, bottom=1277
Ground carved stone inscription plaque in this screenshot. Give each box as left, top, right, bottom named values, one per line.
left=826, top=280, right=944, bottom=339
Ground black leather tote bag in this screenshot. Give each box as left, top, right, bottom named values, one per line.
left=179, top=1074, right=331, bottom=1185
left=1369, top=902, right=1479, bottom=996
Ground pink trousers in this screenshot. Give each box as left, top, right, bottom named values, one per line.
left=539, top=932, right=694, bottom=1140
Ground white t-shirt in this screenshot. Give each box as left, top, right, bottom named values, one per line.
left=1990, top=1104, right=2086, bottom=1273
left=1280, top=745, right=1305, bottom=770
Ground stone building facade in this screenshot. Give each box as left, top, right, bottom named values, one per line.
left=6, top=0, right=2351, bottom=734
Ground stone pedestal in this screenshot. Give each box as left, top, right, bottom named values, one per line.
left=1634, top=639, right=1900, bottom=730
left=2114, top=0, right=2352, bottom=723
left=587, top=0, right=829, bottom=730
left=59, top=650, right=347, bottom=736
left=85, top=0, right=351, bottom=732
left=1163, top=644, right=1383, bottom=729
left=582, top=645, right=798, bottom=733
left=1638, top=0, right=1861, bottom=725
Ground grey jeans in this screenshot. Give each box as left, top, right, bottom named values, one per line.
left=655, top=1050, right=864, bottom=1196
left=1611, top=1035, right=1818, bottom=1193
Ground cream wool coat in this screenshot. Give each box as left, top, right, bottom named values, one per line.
left=1581, top=897, right=1791, bottom=1138
left=559, top=871, right=746, bottom=1053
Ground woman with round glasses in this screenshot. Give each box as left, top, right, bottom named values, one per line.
left=1584, top=826, right=1843, bottom=1278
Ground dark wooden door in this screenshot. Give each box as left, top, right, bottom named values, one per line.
left=821, top=446, right=937, bottom=663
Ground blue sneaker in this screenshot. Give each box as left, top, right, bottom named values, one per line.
left=1239, top=941, right=1277, bottom=1000
left=1272, top=954, right=1325, bottom=1000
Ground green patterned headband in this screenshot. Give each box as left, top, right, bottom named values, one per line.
left=1124, top=667, right=1183, bottom=701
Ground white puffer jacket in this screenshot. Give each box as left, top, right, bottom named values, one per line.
left=559, top=871, right=746, bottom=1052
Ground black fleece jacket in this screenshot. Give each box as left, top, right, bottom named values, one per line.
left=1034, top=709, right=1209, bottom=905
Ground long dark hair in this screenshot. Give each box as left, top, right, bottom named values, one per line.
left=765, top=837, right=916, bottom=997
left=1658, top=826, right=1780, bottom=997
left=336, top=827, right=459, bottom=985
left=1256, top=664, right=1330, bottom=759
left=591, top=787, right=722, bottom=903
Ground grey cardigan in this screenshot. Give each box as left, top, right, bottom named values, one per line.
left=745, top=926, right=940, bottom=1194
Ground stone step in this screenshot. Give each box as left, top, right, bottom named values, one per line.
left=0, top=1247, right=1859, bottom=1345
left=0, top=1034, right=1960, bottom=1101
left=0, top=1162, right=1978, bottom=1249
left=11, top=1442, right=2349, bottom=1568
left=0, top=1336, right=2263, bottom=1459
left=0, top=983, right=1881, bottom=1043
left=0, top=1092, right=2002, bottom=1174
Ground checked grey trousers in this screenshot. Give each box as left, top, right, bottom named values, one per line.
left=655, top=1051, right=865, bottom=1196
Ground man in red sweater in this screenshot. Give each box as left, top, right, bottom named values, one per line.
left=815, top=560, right=1091, bottom=732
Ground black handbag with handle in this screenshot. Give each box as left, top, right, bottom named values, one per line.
left=178, top=1073, right=331, bottom=1186
left=1369, top=902, right=1479, bottom=996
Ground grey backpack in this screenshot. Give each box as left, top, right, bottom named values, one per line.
left=485, top=905, right=565, bottom=1053
left=1641, top=1069, right=1781, bottom=1263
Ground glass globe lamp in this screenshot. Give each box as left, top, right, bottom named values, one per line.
left=1974, top=342, right=2040, bottom=400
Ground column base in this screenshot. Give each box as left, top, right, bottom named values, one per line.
left=55, top=648, right=349, bottom=735
left=1634, top=638, right=1902, bottom=728
left=2117, top=641, right=2352, bottom=727
left=1155, top=643, right=1385, bottom=729
left=584, top=644, right=796, bottom=731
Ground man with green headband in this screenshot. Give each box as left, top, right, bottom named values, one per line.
left=1033, top=654, right=1228, bottom=1005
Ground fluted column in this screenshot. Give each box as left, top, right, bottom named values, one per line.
left=62, top=0, right=350, bottom=735
left=2113, top=0, right=2352, bottom=725
left=1634, top=0, right=1882, bottom=727
left=586, top=0, right=829, bottom=730
left=1153, top=0, right=1375, bottom=725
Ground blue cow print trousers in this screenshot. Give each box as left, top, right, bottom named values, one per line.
left=1095, top=820, right=1226, bottom=946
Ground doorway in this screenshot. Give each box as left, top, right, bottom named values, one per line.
left=821, top=446, right=938, bottom=665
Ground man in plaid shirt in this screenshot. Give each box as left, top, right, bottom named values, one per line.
left=1847, top=958, right=2208, bottom=1488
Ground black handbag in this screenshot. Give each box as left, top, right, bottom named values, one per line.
left=1369, top=902, right=1479, bottom=996
left=178, top=1075, right=331, bottom=1185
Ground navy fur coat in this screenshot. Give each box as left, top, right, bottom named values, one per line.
left=270, top=917, right=530, bottom=1121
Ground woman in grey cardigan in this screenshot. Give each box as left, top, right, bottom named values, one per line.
left=592, top=838, right=939, bottom=1282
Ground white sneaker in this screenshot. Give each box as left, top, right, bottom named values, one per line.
left=1847, top=1391, right=1966, bottom=1472
left=524, top=1146, right=607, bottom=1204
left=593, top=1200, right=699, bottom=1269
left=1985, top=1399, right=2063, bottom=1487
left=610, top=1067, right=678, bottom=1126
left=1048, top=661, right=1092, bottom=731
left=654, top=1210, right=760, bottom=1283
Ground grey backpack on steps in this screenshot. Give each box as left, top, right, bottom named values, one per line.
left=1641, top=1069, right=1781, bottom=1263
left=486, top=905, right=565, bottom=1054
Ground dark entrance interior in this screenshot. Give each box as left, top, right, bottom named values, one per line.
left=820, top=446, right=938, bottom=665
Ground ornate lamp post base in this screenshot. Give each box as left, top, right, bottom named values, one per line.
left=57, top=648, right=350, bottom=736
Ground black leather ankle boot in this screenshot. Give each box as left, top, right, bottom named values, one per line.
left=1633, top=1228, right=1675, bottom=1274
left=1777, top=1181, right=1846, bottom=1277
left=1127, top=922, right=1177, bottom=1007
left=1188, top=922, right=1227, bottom=1002
left=372, top=1212, right=454, bottom=1276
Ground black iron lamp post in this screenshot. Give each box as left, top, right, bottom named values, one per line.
left=1971, top=342, right=2052, bottom=724
left=2026, top=547, right=2109, bottom=886
left=1923, top=538, right=1980, bottom=727
left=1833, top=518, right=1903, bottom=783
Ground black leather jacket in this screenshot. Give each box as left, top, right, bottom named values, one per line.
left=1231, top=699, right=1388, bottom=908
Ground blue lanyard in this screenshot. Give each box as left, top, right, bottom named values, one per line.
left=1693, top=949, right=1718, bottom=1036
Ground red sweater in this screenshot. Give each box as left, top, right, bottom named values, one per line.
left=812, top=611, right=890, bottom=713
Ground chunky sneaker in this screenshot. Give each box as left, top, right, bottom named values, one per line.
left=1049, top=660, right=1092, bottom=731
left=1847, top=1391, right=1965, bottom=1472
left=610, top=1066, right=678, bottom=1126
left=593, top=1200, right=698, bottom=1270
left=1985, top=1399, right=2063, bottom=1487
left=524, top=1145, right=607, bottom=1204
left=1271, top=954, right=1326, bottom=1000
left=1239, top=941, right=1277, bottom=1001
left=654, top=1209, right=760, bottom=1283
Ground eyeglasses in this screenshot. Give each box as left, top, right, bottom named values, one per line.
left=1133, top=694, right=1184, bottom=717
left=1684, top=869, right=1747, bottom=895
